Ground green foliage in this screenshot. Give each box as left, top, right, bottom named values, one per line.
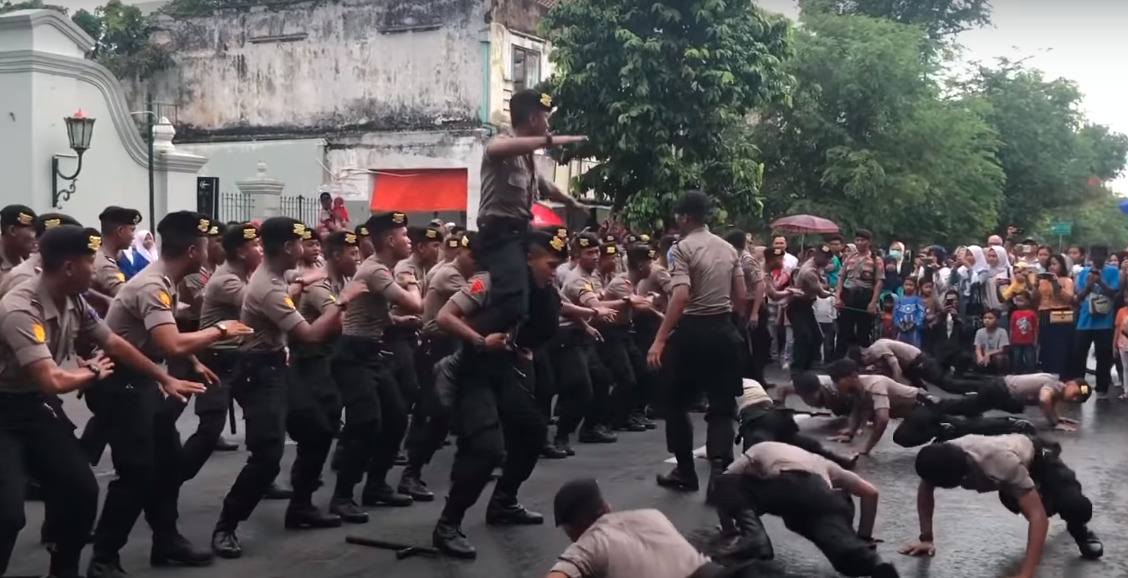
left=0, top=0, right=68, bottom=15
left=76, top=0, right=172, bottom=79
left=755, top=12, right=1004, bottom=245
left=803, top=0, right=992, bottom=39
left=1045, top=188, right=1128, bottom=251
left=540, top=0, right=794, bottom=229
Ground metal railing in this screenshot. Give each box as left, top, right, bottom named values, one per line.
left=279, top=195, right=322, bottom=227
left=216, top=192, right=322, bottom=226
left=217, top=191, right=251, bottom=223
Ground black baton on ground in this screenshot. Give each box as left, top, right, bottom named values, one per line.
left=227, top=391, right=237, bottom=435
left=345, top=536, right=439, bottom=559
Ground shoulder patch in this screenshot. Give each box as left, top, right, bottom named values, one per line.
left=157, top=290, right=171, bottom=308
left=469, top=278, right=485, bottom=295
left=31, top=323, right=45, bottom=343
left=284, top=296, right=296, bottom=310
left=583, top=281, right=593, bottom=292
left=116, top=272, right=126, bottom=282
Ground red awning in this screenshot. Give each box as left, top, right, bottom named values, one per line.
left=369, top=169, right=468, bottom=212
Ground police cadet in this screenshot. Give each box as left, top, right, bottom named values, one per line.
left=554, top=232, right=620, bottom=451
left=297, top=231, right=358, bottom=520
left=788, top=245, right=832, bottom=375
left=330, top=211, right=421, bottom=515
left=298, top=227, right=324, bottom=272
left=211, top=217, right=353, bottom=559
left=933, top=372, right=1092, bottom=431
left=86, top=211, right=254, bottom=578
left=847, top=339, right=946, bottom=388
left=430, top=229, right=567, bottom=558
left=904, top=434, right=1102, bottom=574
left=725, top=230, right=768, bottom=384
left=355, top=224, right=374, bottom=261
left=91, top=206, right=141, bottom=304
left=834, top=229, right=884, bottom=357
left=0, top=213, right=80, bottom=298
left=596, top=242, right=654, bottom=432
left=0, top=225, right=208, bottom=577
left=648, top=191, right=746, bottom=493
left=184, top=223, right=263, bottom=482
left=399, top=231, right=476, bottom=502
left=475, top=89, right=586, bottom=337
left=0, top=205, right=37, bottom=284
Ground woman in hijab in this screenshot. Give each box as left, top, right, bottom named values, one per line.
left=981, top=245, right=1012, bottom=323
left=121, top=229, right=157, bottom=279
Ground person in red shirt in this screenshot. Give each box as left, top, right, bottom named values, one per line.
left=1009, top=291, right=1038, bottom=373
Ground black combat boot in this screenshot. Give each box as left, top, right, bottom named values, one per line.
left=214, top=436, right=239, bottom=452
left=210, top=521, right=242, bottom=560
left=486, top=491, right=544, bottom=526
left=284, top=499, right=342, bottom=530
left=432, top=517, right=476, bottom=559
left=578, top=426, right=617, bottom=444
left=86, top=554, right=127, bottom=578
left=656, top=466, right=699, bottom=492
left=398, top=467, right=436, bottom=502
left=150, top=533, right=214, bottom=567
left=361, top=480, right=413, bottom=507
left=719, top=509, right=773, bottom=560
left=263, top=481, right=293, bottom=500
left=328, top=496, right=369, bottom=524
left=553, top=435, right=576, bottom=456
left=1068, top=524, right=1103, bottom=559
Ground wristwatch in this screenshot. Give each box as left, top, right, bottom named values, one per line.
left=216, top=323, right=228, bottom=338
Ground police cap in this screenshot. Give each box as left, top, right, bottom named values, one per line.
left=0, top=205, right=36, bottom=229
left=35, top=213, right=81, bottom=237
left=156, top=211, right=211, bottom=243
left=39, top=225, right=102, bottom=269
left=98, top=206, right=142, bottom=227
left=408, top=225, right=442, bottom=244
left=301, top=227, right=321, bottom=242
left=627, top=244, right=655, bottom=265
left=323, top=231, right=357, bottom=254
left=599, top=243, right=618, bottom=257
left=208, top=222, right=227, bottom=237
left=793, top=372, right=823, bottom=397
left=259, top=217, right=306, bottom=249
left=815, top=243, right=832, bottom=256
left=529, top=230, right=567, bottom=259
left=673, top=190, right=709, bottom=220
left=575, top=232, right=600, bottom=250
left=355, top=224, right=370, bottom=238
left=553, top=478, right=604, bottom=527
left=365, top=211, right=408, bottom=237
left=221, top=222, right=259, bottom=255
left=447, top=231, right=475, bottom=251
left=511, top=89, right=555, bottom=114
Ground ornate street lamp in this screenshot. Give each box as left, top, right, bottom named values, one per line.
left=52, top=110, right=96, bottom=209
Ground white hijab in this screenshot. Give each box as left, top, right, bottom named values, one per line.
left=130, top=230, right=158, bottom=265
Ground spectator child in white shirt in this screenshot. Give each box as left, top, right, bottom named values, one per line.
left=815, top=295, right=837, bottom=363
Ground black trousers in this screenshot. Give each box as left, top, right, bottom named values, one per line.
left=738, top=406, right=849, bottom=468
left=787, top=300, right=820, bottom=374
left=288, top=345, right=342, bottom=499
left=891, top=396, right=1029, bottom=448
left=386, top=329, right=421, bottom=407
left=664, top=313, right=743, bottom=469
left=86, top=370, right=184, bottom=559
left=0, top=393, right=98, bottom=577
left=1069, top=329, right=1114, bottom=392
left=175, top=349, right=236, bottom=482
left=217, top=350, right=336, bottom=529
left=713, top=471, right=882, bottom=577
left=632, top=316, right=662, bottom=409
left=835, top=288, right=876, bottom=358
left=405, top=335, right=456, bottom=471
left=441, top=352, right=546, bottom=523
left=998, top=440, right=1092, bottom=530
left=552, top=328, right=613, bottom=437
left=330, top=337, right=407, bottom=496
left=934, top=375, right=1026, bottom=414
left=901, top=354, right=946, bottom=390
left=472, top=216, right=530, bottom=336
left=598, top=326, right=645, bottom=427
left=533, top=344, right=557, bottom=424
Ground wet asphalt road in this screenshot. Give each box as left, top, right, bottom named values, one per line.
left=9, top=366, right=1128, bottom=578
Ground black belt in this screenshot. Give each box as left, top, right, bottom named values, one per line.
left=477, top=215, right=530, bottom=233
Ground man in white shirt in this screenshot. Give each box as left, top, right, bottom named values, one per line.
left=771, top=235, right=798, bottom=271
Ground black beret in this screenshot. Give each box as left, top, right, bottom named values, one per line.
left=408, top=225, right=442, bottom=244
left=98, top=206, right=142, bottom=226
left=815, top=244, right=832, bottom=255
left=365, top=211, right=408, bottom=237
left=553, top=478, right=603, bottom=527
left=259, top=217, right=306, bottom=247
left=673, top=190, right=709, bottom=217
left=793, top=372, right=823, bottom=397
left=355, top=224, right=370, bottom=238
left=575, top=232, right=600, bottom=249
left=323, top=231, right=358, bottom=253
left=221, top=222, right=259, bottom=254
left=35, top=213, right=80, bottom=237
left=156, top=211, right=211, bottom=242
left=300, top=227, right=321, bottom=242
left=529, top=230, right=567, bottom=259
left=208, top=222, right=227, bottom=237
left=0, top=205, right=36, bottom=229
left=627, top=244, right=655, bottom=264
left=511, top=89, right=555, bottom=113
left=602, top=234, right=618, bottom=245
left=39, top=225, right=102, bottom=262
left=626, top=233, right=653, bottom=245
left=599, top=243, right=618, bottom=257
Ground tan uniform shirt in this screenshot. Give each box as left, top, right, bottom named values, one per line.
left=449, top=272, right=491, bottom=320
left=0, top=240, right=20, bottom=284
left=561, top=267, right=603, bottom=328
left=668, top=227, right=741, bottom=316
left=726, top=441, right=864, bottom=491
left=602, top=272, right=634, bottom=325
left=550, top=509, right=711, bottom=578
left=738, top=379, right=772, bottom=411
left=0, top=253, right=41, bottom=298
left=1004, top=373, right=1064, bottom=404
left=479, top=136, right=538, bottom=222
left=240, top=266, right=306, bottom=352
left=105, top=261, right=177, bottom=361
left=177, top=268, right=209, bottom=322
left=422, top=263, right=467, bottom=335
left=739, top=251, right=764, bottom=294
left=93, top=245, right=126, bottom=296
left=792, top=261, right=823, bottom=301
left=859, top=374, right=919, bottom=418
left=555, top=260, right=578, bottom=289
left=949, top=434, right=1037, bottom=496
left=392, top=255, right=426, bottom=319
left=0, top=278, right=112, bottom=393
left=199, top=262, right=249, bottom=350
left=342, top=256, right=405, bottom=339
left=864, top=339, right=922, bottom=369
left=300, top=275, right=345, bottom=324
left=842, top=251, right=884, bottom=291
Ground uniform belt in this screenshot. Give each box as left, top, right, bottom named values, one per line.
left=241, top=350, right=287, bottom=364
left=477, top=215, right=530, bottom=234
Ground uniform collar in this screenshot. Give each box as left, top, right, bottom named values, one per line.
left=33, top=276, right=73, bottom=321
left=99, top=244, right=118, bottom=264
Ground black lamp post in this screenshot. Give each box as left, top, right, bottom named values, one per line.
left=52, top=110, right=96, bottom=209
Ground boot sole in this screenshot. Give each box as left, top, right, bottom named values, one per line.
left=211, top=549, right=242, bottom=560
left=285, top=519, right=344, bottom=530
left=151, top=555, right=215, bottom=568
left=361, top=500, right=414, bottom=508
left=434, top=544, right=477, bottom=559
left=486, top=518, right=545, bottom=526
left=403, top=493, right=436, bottom=502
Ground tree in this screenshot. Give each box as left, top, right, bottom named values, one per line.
left=755, top=11, right=1004, bottom=245
left=803, top=0, right=992, bottom=39
left=540, top=0, right=794, bottom=228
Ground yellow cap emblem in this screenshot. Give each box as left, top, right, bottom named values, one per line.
left=648, top=249, right=656, bottom=259
left=243, top=227, right=257, bottom=240
left=606, top=245, right=616, bottom=254
left=461, top=235, right=470, bottom=248
left=302, top=230, right=313, bottom=240
left=344, top=233, right=357, bottom=245
left=158, top=291, right=171, bottom=308
left=540, top=93, right=553, bottom=108
left=358, top=227, right=369, bottom=236
left=579, top=238, right=590, bottom=247
left=197, top=218, right=210, bottom=233
left=426, top=229, right=438, bottom=239
left=448, top=239, right=460, bottom=248
left=31, top=323, right=45, bottom=343
left=292, top=223, right=306, bottom=236
left=556, top=228, right=567, bottom=238
left=43, top=218, right=61, bottom=228
left=550, top=236, right=565, bottom=251
left=133, top=214, right=142, bottom=225
left=209, top=226, right=219, bottom=235
left=639, top=234, right=651, bottom=243
left=18, top=212, right=33, bottom=225
left=87, top=235, right=102, bottom=251
left=392, top=212, right=406, bottom=224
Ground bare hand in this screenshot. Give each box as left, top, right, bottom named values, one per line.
left=585, top=325, right=604, bottom=342
left=647, top=339, right=666, bottom=369
left=393, top=315, right=422, bottom=328
left=80, top=355, right=115, bottom=381
left=834, top=296, right=844, bottom=309
left=1054, top=422, right=1077, bottom=432
left=302, top=269, right=328, bottom=285
left=898, top=541, right=936, bottom=557
left=193, top=362, right=219, bottom=386
left=339, top=280, right=367, bottom=302
left=828, top=434, right=853, bottom=443
left=747, top=314, right=759, bottom=329
left=483, top=333, right=508, bottom=351
left=1059, top=417, right=1079, bottom=425
left=219, top=320, right=254, bottom=337
left=866, top=302, right=877, bottom=314
left=161, top=378, right=207, bottom=403
left=593, top=307, right=617, bottom=321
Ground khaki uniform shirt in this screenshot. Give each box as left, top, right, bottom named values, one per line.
left=669, top=227, right=741, bottom=316
left=342, top=256, right=405, bottom=339
left=392, top=255, right=426, bottom=319
left=0, top=242, right=21, bottom=286
left=726, top=441, right=864, bottom=491
left=1004, top=373, right=1064, bottom=405
left=842, top=251, right=884, bottom=291
left=792, top=261, right=823, bottom=301
left=200, top=262, right=249, bottom=350
left=0, top=253, right=41, bottom=299
left=949, top=434, right=1037, bottom=496
left=602, top=272, right=634, bottom=325
left=863, top=339, right=922, bottom=369
left=561, top=267, right=603, bottom=328
left=177, top=268, right=209, bottom=323
left=738, top=379, right=772, bottom=411
left=93, top=245, right=126, bottom=296
left=0, top=278, right=112, bottom=393
left=478, top=136, right=538, bottom=222
left=550, top=510, right=711, bottom=578
left=300, top=274, right=345, bottom=324
left=555, top=260, right=578, bottom=289
left=105, top=261, right=177, bottom=361
left=240, top=266, right=305, bottom=352
left=739, top=251, right=764, bottom=295
left=449, top=273, right=491, bottom=320
left=859, top=374, right=919, bottom=419
left=422, top=263, right=467, bottom=335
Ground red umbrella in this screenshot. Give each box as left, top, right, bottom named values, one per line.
left=770, top=215, right=839, bottom=234
left=531, top=202, right=564, bottom=227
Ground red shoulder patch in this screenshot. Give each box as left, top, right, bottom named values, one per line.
left=469, top=278, right=485, bottom=295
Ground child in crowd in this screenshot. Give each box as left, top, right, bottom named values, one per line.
left=1009, top=291, right=1038, bottom=373
left=894, top=277, right=926, bottom=348
left=974, top=309, right=1010, bottom=374
left=1117, top=303, right=1128, bottom=399
left=814, top=293, right=837, bottom=364
left=879, top=294, right=897, bottom=340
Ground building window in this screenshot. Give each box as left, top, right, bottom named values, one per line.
left=512, top=46, right=541, bottom=92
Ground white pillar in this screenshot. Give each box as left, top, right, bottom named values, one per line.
left=152, top=117, right=207, bottom=219
left=236, top=161, right=285, bottom=221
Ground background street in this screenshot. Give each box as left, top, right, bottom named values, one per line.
left=10, top=366, right=1128, bottom=578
